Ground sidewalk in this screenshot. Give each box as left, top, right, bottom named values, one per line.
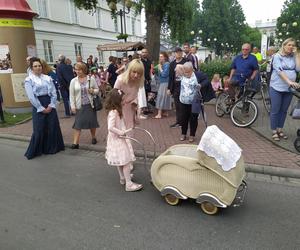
left=252, top=95, right=299, bottom=154
left=0, top=102, right=300, bottom=170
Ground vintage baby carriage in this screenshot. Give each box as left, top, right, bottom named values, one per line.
left=150, top=125, right=247, bottom=215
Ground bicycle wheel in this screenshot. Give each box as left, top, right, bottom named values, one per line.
left=230, top=99, right=258, bottom=127
left=215, top=92, right=230, bottom=117
left=261, top=83, right=271, bottom=113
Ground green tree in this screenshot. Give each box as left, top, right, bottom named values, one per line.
left=195, top=0, right=246, bottom=55
left=240, top=26, right=262, bottom=49
left=73, top=0, right=199, bottom=61
left=276, top=0, right=300, bottom=43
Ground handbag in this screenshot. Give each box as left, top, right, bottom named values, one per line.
left=88, top=78, right=102, bottom=111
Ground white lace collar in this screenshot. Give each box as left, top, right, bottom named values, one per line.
left=29, top=73, right=50, bottom=85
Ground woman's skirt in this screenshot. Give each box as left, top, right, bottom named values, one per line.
left=138, top=85, right=147, bottom=108
left=156, top=82, right=171, bottom=110
left=25, top=95, right=65, bottom=160
left=73, top=104, right=99, bottom=130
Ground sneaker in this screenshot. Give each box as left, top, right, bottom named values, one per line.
left=92, top=138, right=97, bottom=144
left=170, top=123, right=181, bottom=128
left=125, top=182, right=143, bottom=192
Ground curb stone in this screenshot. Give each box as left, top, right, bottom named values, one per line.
left=1, top=132, right=300, bottom=180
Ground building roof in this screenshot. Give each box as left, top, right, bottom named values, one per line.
left=97, top=41, right=145, bottom=51
left=0, top=0, right=37, bottom=19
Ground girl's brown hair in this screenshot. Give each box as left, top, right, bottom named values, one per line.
left=104, top=88, right=124, bottom=117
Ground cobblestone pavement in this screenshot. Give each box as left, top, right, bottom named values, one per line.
left=1, top=103, right=300, bottom=170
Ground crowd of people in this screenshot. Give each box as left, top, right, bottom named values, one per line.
left=23, top=37, right=300, bottom=191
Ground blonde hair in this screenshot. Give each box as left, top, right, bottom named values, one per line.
left=121, top=59, right=144, bottom=87
left=212, top=73, right=220, bottom=82
left=40, top=59, right=53, bottom=75
left=75, top=62, right=88, bottom=75
left=279, top=38, right=296, bottom=55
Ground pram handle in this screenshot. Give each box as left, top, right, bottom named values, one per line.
left=118, top=127, right=156, bottom=174
left=119, top=135, right=149, bottom=173
left=133, top=127, right=156, bottom=159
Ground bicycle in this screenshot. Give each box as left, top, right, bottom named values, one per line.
left=215, top=80, right=259, bottom=127
left=256, top=71, right=271, bottom=113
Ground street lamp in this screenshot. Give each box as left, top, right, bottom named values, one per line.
left=190, top=30, right=195, bottom=35
left=109, top=0, right=132, bottom=42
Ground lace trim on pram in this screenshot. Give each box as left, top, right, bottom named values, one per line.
left=197, top=125, right=242, bottom=171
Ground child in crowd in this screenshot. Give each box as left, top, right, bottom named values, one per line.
left=105, top=88, right=143, bottom=192
left=211, top=73, right=222, bottom=92
left=99, top=66, right=107, bottom=98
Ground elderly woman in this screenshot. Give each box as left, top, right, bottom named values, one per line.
left=178, top=62, right=214, bottom=142
left=270, top=38, right=300, bottom=141
left=24, top=57, right=64, bottom=159
left=70, top=62, right=99, bottom=149
left=114, top=59, right=145, bottom=129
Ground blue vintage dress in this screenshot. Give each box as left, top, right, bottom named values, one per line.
left=24, top=74, right=64, bottom=159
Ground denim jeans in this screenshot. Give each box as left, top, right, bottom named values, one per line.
left=60, top=89, right=70, bottom=116
left=269, top=87, right=293, bottom=130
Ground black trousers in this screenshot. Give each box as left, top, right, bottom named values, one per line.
left=0, top=102, right=4, bottom=121
left=180, top=103, right=198, bottom=136
left=173, top=93, right=181, bottom=124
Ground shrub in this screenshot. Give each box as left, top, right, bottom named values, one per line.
left=200, top=60, right=232, bottom=81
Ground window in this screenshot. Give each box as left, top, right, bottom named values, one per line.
left=38, top=0, right=48, bottom=18
left=96, top=8, right=101, bottom=28
left=43, top=40, right=54, bottom=63
left=74, top=43, right=82, bottom=57
left=131, top=17, right=135, bottom=35
left=98, top=51, right=104, bottom=63
left=70, top=0, right=79, bottom=24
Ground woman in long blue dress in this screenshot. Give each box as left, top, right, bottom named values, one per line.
left=24, top=57, right=64, bottom=159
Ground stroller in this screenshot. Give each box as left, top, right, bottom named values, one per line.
left=151, top=125, right=247, bottom=215
left=290, top=87, right=300, bottom=152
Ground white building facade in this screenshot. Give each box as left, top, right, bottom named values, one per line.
left=26, top=0, right=143, bottom=65
left=250, top=19, right=277, bottom=59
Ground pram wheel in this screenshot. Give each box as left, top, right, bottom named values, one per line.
left=164, top=194, right=180, bottom=206
left=200, top=202, right=219, bottom=215
left=294, top=137, right=300, bottom=153
left=297, top=129, right=300, bottom=137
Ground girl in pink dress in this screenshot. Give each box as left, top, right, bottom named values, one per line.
left=211, top=73, right=222, bottom=92
left=105, top=88, right=143, bottom=192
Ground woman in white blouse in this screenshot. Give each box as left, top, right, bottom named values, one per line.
left=24, top=57, right=64, bottom=159
left=69, top=62, right=99, bottom=149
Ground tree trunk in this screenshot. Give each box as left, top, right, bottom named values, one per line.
left=145, top=9, right=162, bottom=63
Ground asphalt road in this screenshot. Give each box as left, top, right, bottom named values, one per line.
left=0, top=138, right=300, bottom=250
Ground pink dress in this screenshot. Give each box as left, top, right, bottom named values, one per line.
left=105, top=110, right=136, bottom=166
left=114, top=75, right=139, bottom=129
left=211, top=80, right=222, bottom=91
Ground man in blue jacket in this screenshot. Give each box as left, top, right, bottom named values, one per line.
left=56, top=55, right=74, bottom=117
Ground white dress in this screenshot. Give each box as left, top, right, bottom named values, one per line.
left=137, top=85, right=147, bottom=108
left=105, top=110, right=136, bottom=166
